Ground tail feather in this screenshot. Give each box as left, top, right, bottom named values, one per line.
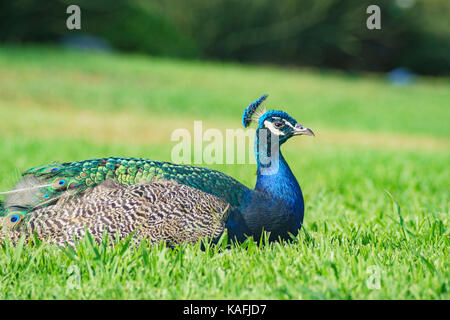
left=2, top=176, right=51, bottom=210
left=0, top=200, right=4, bottom=217
left=0, top=183, right=52, bottom=196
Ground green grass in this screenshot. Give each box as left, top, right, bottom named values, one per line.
left=0, top=46, right=448, bottom=299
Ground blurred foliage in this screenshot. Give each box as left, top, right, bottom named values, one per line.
left=0, top=0, right=198, bottom=57
left=0, top=0, right=449, bottom=75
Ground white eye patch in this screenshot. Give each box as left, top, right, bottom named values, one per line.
left=264, top=120, right=286, bottom=136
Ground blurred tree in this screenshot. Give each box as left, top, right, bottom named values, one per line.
left=0, top=0, right=448, bottom=75
left=0, top=0, right=198, bottom=57
left=153, top=0, right=450, bottom=75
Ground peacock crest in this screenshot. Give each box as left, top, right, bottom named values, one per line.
left=242, top=94, right=268, bottom=128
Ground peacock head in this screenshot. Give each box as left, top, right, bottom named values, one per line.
left=242, top=94, right=314, bottom=145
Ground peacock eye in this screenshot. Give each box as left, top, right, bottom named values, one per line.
left=53, top=178, right=68, bottom=190
left=274, top=121, right=284, bottom=128
left=6, top=212, right=23, bottom=227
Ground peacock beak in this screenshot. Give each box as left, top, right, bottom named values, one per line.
left=293, top=123, right=315, bottom=137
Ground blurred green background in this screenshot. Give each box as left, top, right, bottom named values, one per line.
left=1, top=0, right=449, bottom=75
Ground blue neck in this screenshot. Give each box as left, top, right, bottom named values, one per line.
left=226, top=132, right=304, bottom=242
left=255, top=151, right=303, bottom=210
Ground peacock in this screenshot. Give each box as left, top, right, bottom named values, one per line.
left=0, top=95, right=314, bottom=246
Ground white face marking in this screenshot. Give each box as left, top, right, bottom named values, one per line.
left=283, top=119, right=295, bottom=129
left=264, top=120, right=285, bottom=136
left=271, top=117, right=295, bottom=128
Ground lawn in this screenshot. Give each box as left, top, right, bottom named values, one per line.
left=0, top=46, right=448, bottom=299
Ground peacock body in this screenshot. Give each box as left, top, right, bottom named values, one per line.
left=0, top=95, right=314, bottom=245
left=1, top=179, right=230, bottom=247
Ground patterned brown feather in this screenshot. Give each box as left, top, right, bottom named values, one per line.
left=0, top=179, right=231, bottom=247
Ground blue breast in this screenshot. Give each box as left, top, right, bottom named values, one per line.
left=225, top=152, right=304, bottom=242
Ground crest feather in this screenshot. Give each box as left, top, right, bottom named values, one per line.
left=242, top=94, right=268, bottom=128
